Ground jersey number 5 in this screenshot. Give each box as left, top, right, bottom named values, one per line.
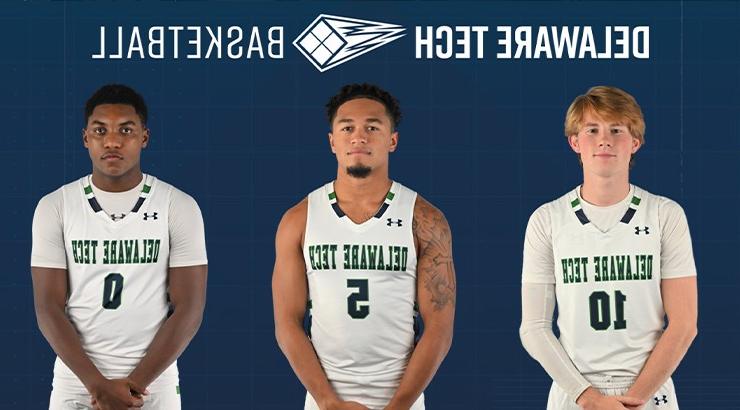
left=347, top=279, right=369, bottom=319
left=102, top=273, right=124, bottom=310
left=589, top=290, right=627, bottom=331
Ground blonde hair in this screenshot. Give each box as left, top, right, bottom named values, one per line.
left=564, top=86, right=645, bottom=145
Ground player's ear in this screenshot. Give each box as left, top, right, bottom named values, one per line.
left=328, top=131, right=336, bottom=154
left=631, top=136, right=641, bottom=153
left=568, top=134, right=580, bottom=153
left=82, top=128, right=89, bottom=148
left=142, top=126, right=150, bottom=148
left=389, top=130, right=399, bottom=153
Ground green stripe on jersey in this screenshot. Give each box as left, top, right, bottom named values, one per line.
left=570, top=198, right=580, bottom=208
left=176, top=385, right=180, bottom=395
left=142, top=184, right=151, bottom=194
left=631, top=196, right=641, bottom=206
left=328, top=192, right=336, bottom=200
left=84, top=185, right=93, bottom=195
left=386, top=191, right=395, bottom=201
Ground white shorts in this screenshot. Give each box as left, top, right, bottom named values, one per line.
left=547, top=375, right=678, bottom=410
left=304, top=384, right=424, bottom=410
left=49, top=384, right=181, bottom=410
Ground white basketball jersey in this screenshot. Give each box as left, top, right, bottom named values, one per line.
left=303, top=181, right=421, bottom=408
left=53, top=175, right=177, bottom=393
left=551, top=185, right=663, bottom=376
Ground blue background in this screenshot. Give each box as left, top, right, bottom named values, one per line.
left=2, top=1, right=738, bottom=409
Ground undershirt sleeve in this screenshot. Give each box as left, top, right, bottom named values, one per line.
left=31, top=190, right=68, bottom=269
left=168, top=188, right=208, bottom=268
left=659, top=199, right=697, bottom=279
left=520, top=204, right=591, bottom=403
left=522, top=204, right=556, bottom=284
left=520, top=282, right=591, bottom=403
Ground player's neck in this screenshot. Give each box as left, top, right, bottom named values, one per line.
left=91, top=168, right=144, bottom=193
left=334, top=170, right=392, bottom=206
left=580, top=172, right=630, bottom=207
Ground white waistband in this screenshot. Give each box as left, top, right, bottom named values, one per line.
left=584, top=374, right=636, bottom=389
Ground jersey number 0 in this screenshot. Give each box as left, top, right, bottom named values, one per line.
left=102, top=273, right=124, bottom=310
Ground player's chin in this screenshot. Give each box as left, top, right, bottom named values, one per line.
left=592, top=167, right=624, bottom=179
left=97, top=162, right=132, bottom=177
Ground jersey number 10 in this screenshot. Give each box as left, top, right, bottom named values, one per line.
left=589, top=290, right=626, bottom=331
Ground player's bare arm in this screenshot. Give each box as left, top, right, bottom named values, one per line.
left=625, top=276, right=697, bottom=404
left=126, top=264, right=207, bottom=389
left=576, top=284, right=696, bottom=410
left=385, top=196, right=456, bottom=410
left=32, top=267, right=145, bottom=410
left=272, top=199, right=369, bottom=410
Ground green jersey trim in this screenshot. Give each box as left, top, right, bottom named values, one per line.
left=83, top=175, right=153, bottom=218
left=327, top=184, right=397, bottom=219
left=570, top=194, right=642, bottom=225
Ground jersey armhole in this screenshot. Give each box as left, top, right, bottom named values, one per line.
left=302, top=194, right=315, bottom=256
left=408, top=191, right=419, bottom=259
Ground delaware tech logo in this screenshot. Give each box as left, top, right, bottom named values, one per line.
left=91, top=19, right=650, bottom=66
left=293, top=15, right=406, bottom=72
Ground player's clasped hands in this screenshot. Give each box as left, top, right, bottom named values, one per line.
left=577, top=389, right=645, bottom=410
left=322, top=399, right=370, bottom=410
left=588, top=396, right=644, bottom=410
left=89, top=378, right=148, bottom=410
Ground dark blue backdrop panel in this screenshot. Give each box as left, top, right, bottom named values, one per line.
left=1, top=1, right=738, bottom=409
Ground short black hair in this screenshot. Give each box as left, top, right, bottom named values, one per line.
left=326, top=83, right=402, bottom=130
left=85, top=84, right=148, bottom=125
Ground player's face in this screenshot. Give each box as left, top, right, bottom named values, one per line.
left=568, top=110, right=640, bottom=178
left=329, top=98, right=398, bottom=178
left=83, top=104, right=148, bottom=179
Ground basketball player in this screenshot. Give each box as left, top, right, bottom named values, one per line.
left=31, top=84, right=208, bottom=410
left=272, top=84, right=456, bottom=410
left=519, top=86, right=698, bottom=410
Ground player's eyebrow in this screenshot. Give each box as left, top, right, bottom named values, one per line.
left=336, top=118, right=355, bottom=124
left=89, top=119, right=138, bottom=127
left=583, top=122, right=600, bottom=127
left=365, top=118, right=383, bottom=124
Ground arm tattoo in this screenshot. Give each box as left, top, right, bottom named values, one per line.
left=414, top=198, right=456, bottom=311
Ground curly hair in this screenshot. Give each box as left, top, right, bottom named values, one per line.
left=326, top=83, right=402, bottom=130
left=85, top=84, right=148, bottom=125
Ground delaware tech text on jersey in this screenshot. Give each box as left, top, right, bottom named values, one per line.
left=70, top=239, right=162, bottom=265
left=307, top=244, right=410, bottom=272
left=561, top=254, right=654, bottom=284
